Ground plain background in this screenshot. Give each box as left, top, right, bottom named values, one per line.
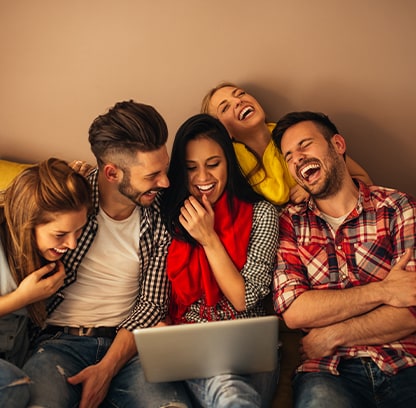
left=0, top=0, right=415, bottom=197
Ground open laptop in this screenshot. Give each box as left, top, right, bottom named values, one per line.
left=133, top=315, right=279, bottom=383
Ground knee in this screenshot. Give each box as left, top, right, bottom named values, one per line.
left=0, top=361, right=31, bottom=408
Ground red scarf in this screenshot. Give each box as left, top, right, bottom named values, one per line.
left=167, top=192, right=253, bottom=323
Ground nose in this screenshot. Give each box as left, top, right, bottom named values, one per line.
left=65, top=234, right=78, bottom=250
left=291, top=151, right=305, bottom=166
left=157, top=173, right=170, bottom=189
left=195, top=167, right=210, bottom=181
left=231, top=95, right=243, bottom=108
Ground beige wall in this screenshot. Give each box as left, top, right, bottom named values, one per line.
left=1, top=0, right=415, bottom=196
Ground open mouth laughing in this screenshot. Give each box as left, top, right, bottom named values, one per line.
left=144, top=189, right=160, bottom=196
left=196, top=183, right=215, bottom=193
left=297, top=161, right=321, bottom=183
left=238, top=106, right=254, bottom=120
left=52, top=247, right=68, bottom=256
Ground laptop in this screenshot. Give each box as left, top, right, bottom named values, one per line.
left=133, top=315, right=279, bottom=383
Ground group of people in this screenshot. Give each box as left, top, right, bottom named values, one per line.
left=0, top=82, right=415, bottom=408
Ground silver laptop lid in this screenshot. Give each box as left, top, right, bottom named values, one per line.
left=134, top=315, right=279, bottom=383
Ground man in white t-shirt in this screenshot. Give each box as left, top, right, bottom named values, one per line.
left=24, top=101, right=191, bottom=408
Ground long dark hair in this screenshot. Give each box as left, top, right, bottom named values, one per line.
left=161, top=114, right=262, bottom=244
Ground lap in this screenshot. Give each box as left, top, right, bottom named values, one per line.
left=293, top=359, right=416, bottom=408
left=24, top=333, right=192, bottom=408
left=186, top=372, right=265, bottom=408
left=0, top=359, right=30, bottom=408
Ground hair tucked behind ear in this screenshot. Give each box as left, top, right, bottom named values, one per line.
left=0, top=158, right=91, bottom=327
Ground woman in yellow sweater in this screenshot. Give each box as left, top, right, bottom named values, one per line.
left=201, top=82, right=372, bottom=205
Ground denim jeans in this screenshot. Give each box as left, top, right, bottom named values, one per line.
left=0, top=358, right=31, bottom=408
left=23, top=332, right=192, bottom=408
left=185, top=367, right=279, bottom=408
left=293, top=358, right=416, bottom=408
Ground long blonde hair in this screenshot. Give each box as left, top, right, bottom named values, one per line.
left=0, top=158, right=91, bottom=326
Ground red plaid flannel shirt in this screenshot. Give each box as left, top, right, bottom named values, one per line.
left=274, top=182, right=416, bottom=375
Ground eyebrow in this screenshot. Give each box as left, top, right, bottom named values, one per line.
left=217, top=87, right=240, bottom=110
left=283, top=138, right=312, bottom=161
left=144, top=169, right=163, bottom=178
left=144, top=162, right=169, bottom=178
left=186, top=155, right=222, bottom=163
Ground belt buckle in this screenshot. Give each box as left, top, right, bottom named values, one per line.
left=78, top=326, right=94, bottom=336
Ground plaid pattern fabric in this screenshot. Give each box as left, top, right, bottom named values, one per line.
left=274, top=181, right=416, bottom=375
left=47, top=169, right=171, bottom=331
left=183, top=200, right=279, bottom=323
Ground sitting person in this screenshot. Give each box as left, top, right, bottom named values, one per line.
left=201, top=82, right=372, bottom=205
left=23, top=101, right=192, bottom=408
left=272, top=111, right=416, bottom=407
left=0, top=158, right=91, bottom=408
left=161, top=113, right=280, bottom=407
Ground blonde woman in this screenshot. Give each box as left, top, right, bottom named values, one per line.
left=201, top=82, right=372, bottom=205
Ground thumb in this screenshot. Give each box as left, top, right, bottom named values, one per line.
left=67, top=372, right=81, bottom=385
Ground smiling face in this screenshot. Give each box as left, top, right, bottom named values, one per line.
left=281, top=121, right=347, bottom=199
left=185, top=136, right=228, bottom=205
left=35, top=208, right=88, bottom=261
left=208, top=86, right=266, bottom=139
left=118, top=146, right=170, bottom=207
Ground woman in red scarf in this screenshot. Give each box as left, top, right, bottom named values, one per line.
left=161, top=114, right=279, bottom=408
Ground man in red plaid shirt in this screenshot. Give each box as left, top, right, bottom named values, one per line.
left=272, top=111, right=416, bottom=408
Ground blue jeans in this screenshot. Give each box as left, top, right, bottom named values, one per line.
left=23, top=332, right=192, bottom=408
left=185, top=367, right=279, bottom=408
left=293, top=358, right=416, bottom=408
left=0, top=358, right=31, bottom=408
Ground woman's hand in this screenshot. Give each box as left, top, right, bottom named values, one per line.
left=69, top=160, right=95, bottom=177
left=16, top=261, right=65, bottom=305
left=289, top=184, right=309, bottom=204
left=179, top=195, right=215, bottom=245
left=0, top=262, right=65, bottom=317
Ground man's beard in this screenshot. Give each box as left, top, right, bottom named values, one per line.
left=118, top=168, right=157, bottom=207
left=303, top=145, right=346, bottom=200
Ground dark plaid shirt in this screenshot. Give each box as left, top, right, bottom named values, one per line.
left=47, top=169, right=171, bottom=331
left=274, top=181, right=416, bottom=375
left=183, top=200, right=279, bottom=323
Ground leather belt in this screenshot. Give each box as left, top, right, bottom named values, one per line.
left=44, top=325, right=117, bottom=339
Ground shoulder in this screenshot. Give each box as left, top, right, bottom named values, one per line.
left=362, top=183, right=416, bottom=212
left=253, top=200, right=280, bottom=221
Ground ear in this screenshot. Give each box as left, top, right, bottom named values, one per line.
left=331, top=134, right=347, bottom=155
left=102, top=163, right=120, bottom=183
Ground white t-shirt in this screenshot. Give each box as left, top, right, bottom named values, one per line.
left=48, top=206, right=141, bottom=327
left=0, top=238, right=16, bottom=296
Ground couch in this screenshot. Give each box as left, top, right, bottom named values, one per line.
left=271, top=320, right=301, bottom=407
left=0, top=158, right=301, bottom=408
left=0, top=159, right=33, bottom=191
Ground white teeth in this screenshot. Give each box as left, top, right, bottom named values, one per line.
left=300, top=163, right=320, bottom=179
left=197, top=183, right=215, bottom=191
left=53, top=248, right=68, bottom=254
left=239, top=107, right=253, bottom=120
